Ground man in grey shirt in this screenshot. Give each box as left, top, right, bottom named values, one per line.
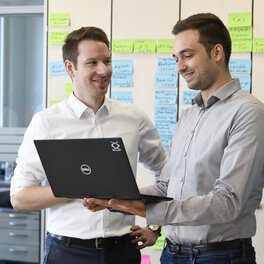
left=83, top=13, right=264, bottom=264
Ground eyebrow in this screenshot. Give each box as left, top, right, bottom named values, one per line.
left=172, top=48, right=195, bottom=58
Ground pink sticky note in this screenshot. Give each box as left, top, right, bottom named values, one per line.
left=141, top=254, right=150, bottom=264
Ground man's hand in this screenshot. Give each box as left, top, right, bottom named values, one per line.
left=130, top=225, right=158, bottom=250
left=82, top=198, right=146, bottom=217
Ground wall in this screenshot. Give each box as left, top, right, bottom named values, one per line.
left=46, top=1, right=264, bottom=263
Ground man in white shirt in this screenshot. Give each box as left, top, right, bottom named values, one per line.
left=10, top=26, right=167, bottom=264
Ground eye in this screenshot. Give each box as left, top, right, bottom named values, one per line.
left=86, top=60, right=97, bottom=65
left=104, top=59, right=112, bottom=65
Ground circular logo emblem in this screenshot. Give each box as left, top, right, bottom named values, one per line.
left=80, top=164, right=92, bottom=175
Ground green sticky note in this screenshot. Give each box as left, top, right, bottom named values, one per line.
left=157, top=39, right=173, bottom=53
left=232, top=39, right=252, bottom=52
left=253, top=38, right=264, bottom=52
left=229, top=27, right=252, bottom=40
left=48, top=100, right=60, bottom=106
left=48, top=31, right=69, bottom=45
left=64, top=83, right=73, bottom=97
left=152, top=227, right=165, bottom=250
left=49, top=13, right=70, bottom=27
left=134, top=39, right=156, bottom=53
left=112, top=40, right=134, bottom=53
left=228, top=12, right=252, bottom=28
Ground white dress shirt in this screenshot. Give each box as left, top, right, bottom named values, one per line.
left=11, top=93, right=167, bottom=239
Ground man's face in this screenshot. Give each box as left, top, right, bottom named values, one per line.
left=67, top=40, right=112, bottom=100
left=173, top=29, right=217, bottom=91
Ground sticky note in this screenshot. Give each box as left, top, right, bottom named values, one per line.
left=112, top=40, right=134, bottom=53
left=253, top=38, right=264, bottom=52
left=155, top=73, right=178, bottom=88
left=112, top=60, right=133, bottom=74
left=111, top=73, right=133, bottom=88
left=64, top=83, right=73, bottom=97
left=232, top=40, right=252, bottom=52
left=49, top=13, right=70, bottom=27
left=155, top=90, right=177, bottom=105
left=49, top=61, right=67, bottom=76
left=141, top=254, right=150, bottom=264
left=48, top=31, right=68, bottom=45
left=157, top=58, right=177, bottom=72
left=229, top=27, right=252, bottom=40
left=134, top=39, right=156, bottom=53
left=111, top=91, right=133, bottom=104
left=228, top=12, right=252, bottom=28
left=157, top=39, right=173, bottom=53
left=229, top=59, right=251, bottom=74
left=183, top=90, right=199, bottom=105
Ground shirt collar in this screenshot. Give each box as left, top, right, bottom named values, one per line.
left=192, top=79, right=241, bottom=108
left=67, top=93, right=110, bottom=118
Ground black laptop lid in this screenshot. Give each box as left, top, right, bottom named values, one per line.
left=34, top=137, right=142, bottom=199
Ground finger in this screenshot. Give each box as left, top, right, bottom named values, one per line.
left=136, top=241, right=149, bottom=250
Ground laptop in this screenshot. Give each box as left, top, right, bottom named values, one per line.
left=34, top=137, right=172, bottom=203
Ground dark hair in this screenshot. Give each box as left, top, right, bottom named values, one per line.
left=62, top=26, right=110, bottom=67
left=172, top=13, right=231, bottom=67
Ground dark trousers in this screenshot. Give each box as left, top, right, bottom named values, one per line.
left=43, top=233, right=141, bottom=264
left=160, top=240, right=256, bottom=264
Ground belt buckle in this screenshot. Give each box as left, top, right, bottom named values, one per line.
left=95, top=238, right=104, bottom=249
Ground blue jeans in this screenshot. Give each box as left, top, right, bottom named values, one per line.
left=160, top=244, right=256, bottom=264
left=43, top=233, right=141, bottom=264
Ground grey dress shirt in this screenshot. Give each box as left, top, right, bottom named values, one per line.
left=144, top=79, right=264, bottom=244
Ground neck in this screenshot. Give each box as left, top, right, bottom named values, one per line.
left=201, top=72, right=232, bottom=107
left=73, top=91, right=105, bottom=113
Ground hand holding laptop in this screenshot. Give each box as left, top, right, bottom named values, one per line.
left=83, top=198, right=146, bottom=218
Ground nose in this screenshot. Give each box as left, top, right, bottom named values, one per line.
left=177, top=59, right=187, bottom=73
left=96, top=61, right=108, bottom=75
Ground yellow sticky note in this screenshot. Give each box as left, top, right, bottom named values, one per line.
left=152, top=228, right=165, bottom=250
left=253, top=38, right=264, bottom=52
left=134, top=39, right=156, bottom=53
left=157, top=39, right=173, bottom=53
left=64, top=83, right=73, bottom=97
left=48, top=100, right=60, bottom=106
left=228, top=12, right=252, bottom=28
left=49, top=13, right=70, bottom=27
left=112, top=40, right=134, bottom=53
left=229, top=27, right=252, bottom=40
left=232, top=39, right=252, bottom=52
left=48, top=31, right=69, bottom=45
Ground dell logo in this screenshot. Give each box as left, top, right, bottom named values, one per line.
left=110, top=141, right=121, bottom=151
left=80, top=164, right=92, bottom=175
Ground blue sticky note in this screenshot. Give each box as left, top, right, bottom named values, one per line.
left=155, top=73, right=178, bottom=88
left=157, top=58, right=177, bottom=72
left=112, top=60, right=133, bottom=74
left=111, top=73, right=133, bottom=88
left=49, top=61, right=67, bottom=76
left=160, top=134, right=173, bottom=151
left=155, top=107, right=177, bottom=123
left=155, top=122, right=176, bottom=135
left=155, top=90, right=177, bottom=105
left=233, top=75, right=251, bottom=92
left=183, top=90, right=199, bottom=105
left=111, top=91, right=133, bottom=104
left=229, top=59, right=251, bottom=74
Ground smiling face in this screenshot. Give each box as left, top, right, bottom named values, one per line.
left=173, top=29, right=218, bottom=92
left=65, top=40, right=112, bottom=106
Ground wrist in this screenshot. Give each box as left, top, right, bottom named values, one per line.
left=147, top=224, right=161, bottom=237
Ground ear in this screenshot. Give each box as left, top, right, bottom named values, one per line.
left=212, top=44, right=224, bottom=63
left=64, top=60, right=75, bottom=78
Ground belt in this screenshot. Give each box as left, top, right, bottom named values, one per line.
left=166, top=238, right=252, bottom=257
left=48, top=232, right=132, bottom=250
